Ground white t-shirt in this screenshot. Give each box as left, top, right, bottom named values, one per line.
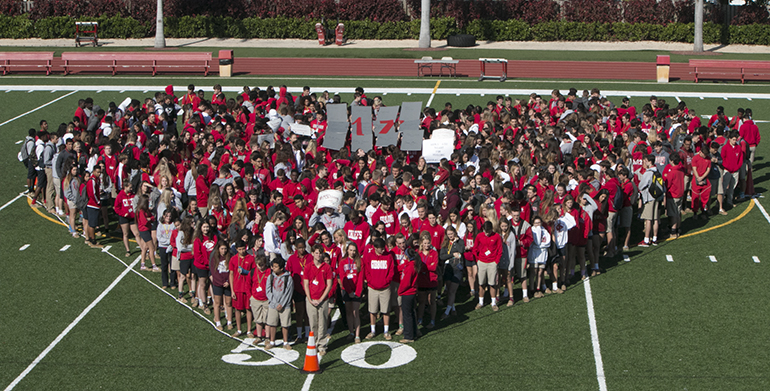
left=554, top=213, right=576, bottom=249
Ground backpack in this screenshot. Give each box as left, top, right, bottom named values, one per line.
left=37, top=144, right=52, bottom=169
left=648, top=171, right=665, bottom=200
left=612, top=185, right=623, bottom=211
left=75, top=182, right=89, bottom=211
left=122, top=144, right=138, bottom=168
left=19, top=138, right=33, bottom=162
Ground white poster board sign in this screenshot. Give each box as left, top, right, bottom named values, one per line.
left=422, top=128, right=455, bottom=163
left=316, top=189, right=343, bottom=210
left=291, top=123, right=313, bottom=136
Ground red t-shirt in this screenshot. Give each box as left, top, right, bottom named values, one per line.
left=337, top=257, right=362, bottom=296
left=286, top=252, right=312, bottom=294
left=663, top=163, right=685, bottom=199
left=417, top=250, right=439, bottom=288
left=421, top=223, right=445, bottom=250
left=228, top=254, right=254, bottom=293
left=303, top=261, right=332, bottom=301
left=251, top=266, right=270, bottom=301
left=691, top=154, right=711, bottom=184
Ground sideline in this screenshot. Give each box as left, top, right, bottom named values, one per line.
left=668, top=199, right=755, bottom=241
left=3, top=256, right=141, bottom=391
left=584, top=278, right=608, bottom=391
left=0, top=90, right=78, bottom=128
left=1, top=86, right=770, bottom=101
left=752, top=198, right=770, bottom=225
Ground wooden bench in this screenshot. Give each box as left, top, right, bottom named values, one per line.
left=414, top=56, right=459, bottom=77
left=0, top=52, right=54, bottom=75
left=690, top=59, right=770, bottom=84
left=61, top=52, right=212, bottom=76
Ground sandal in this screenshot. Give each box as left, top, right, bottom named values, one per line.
left=140, top=264, right=149, bottom=271
left=151, top=265, right=161, bottom=273
left=125, top=252, right=131, bottom=257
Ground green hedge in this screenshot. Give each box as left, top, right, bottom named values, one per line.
left=0, top=14, right=766, bottom=45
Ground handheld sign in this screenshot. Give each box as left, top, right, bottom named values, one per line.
left=257, top=133, right=275, bottom=148
left=350, top=105, right=373, bottom=153
left=316, top=190, right=343, bottom=210
left=399, top=102, right=423, bottom=151
left=422, top=128, right=455, bottom=163
left=322, top=103, right=348, bottom=151
left=291, top=123, right=313, bottom=137
left=374, top=106, right=400, bottom=148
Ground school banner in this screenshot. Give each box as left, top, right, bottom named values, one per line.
left=422, top=128, right=455, bottom=163
left=322, top=103, right=349, bottom=151
left=350, top=105, right=374, bottom=153
left=374, top=106, right=400, bottom=148
left=399, top=102, right=423, bottom=151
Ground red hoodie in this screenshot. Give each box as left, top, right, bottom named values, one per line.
left=398, top=260, right=418, bottom=296
left=663, top=163, right=685, bottom=199
left=474, top=232, right=502, bottom=264
left=740, top=120, right=760, bottom=146
left=417, top=250, right=439, bottom=288
left=344, top=219, right=370, bottom=250
left=721, top=142, right=744, bottom=173
left=362, top=250, right=395, bottom=290
left=114, top=190, right=135, bottom=219
left=193, top=235, right=217, bottom=270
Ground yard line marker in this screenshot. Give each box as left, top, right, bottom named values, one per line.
left=101, top=245, right=112, bottom=253
left=666, top=255, right=674, bottom=262
left=302, top=308, right=340, bottom=391
left=27, top=90, right=33, bottom=93
left=19, top=244, right=29, bottom=251
left=0, top=90, right=78, bottom=128
left=5, top=90, right=10, bottom=93
left=143, top=90, right=148, bottom=93
left=426, top=80, right=441, bottom=107
left=747, top=97, right=752, bottom=101
left=699, top=96, right=704, bottom=100
left=456, top=93, right=461, bottom=96
left=382, top=92, right=387, bottom=96
left=59, top=245, right=71, bottom=252
left=96, top=90, right=102, bottom=93
left=583, top=279, right=608, bottom=391
left=119, top=90, right=125, bottom=93
left=15, top=140, right=22, bottom=144
left=723, top=97, right=728, bottom=100
left=675, top=96, right=681, bottom=102
left=623, top=255, right=630, bottom=262
left=754, top=199, right=770, bottom=225
left=4, top=256, right=141, bottom=391
left=709, top=256, right=718, bottom=263
left=480, top=93, right=485, bottom=97
left=0, top=192, right=24, bottom=212
left=407, top=92, right=412, bottom=96
left=753, top=256, right=760, bottom=263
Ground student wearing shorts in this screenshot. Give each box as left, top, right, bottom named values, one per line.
left=303, top=245, right=333, bottom=356
left=250, top=255, right=270, bottom=340
left=638, top=155, right=661, bottom=247
left=529, top=216, right=551, bottom=299
left=136, top=194, right=158, bottom=271
left=265, top=257, right=294, bottom=350
left=474, top=221, right=502, bottom=311
left=84, top=165, right=104, bottom=248
left=463, top=223, right=478, bottom=298
left=209, top=240, right=233, bottom=331
left=176, top=217, right=195, bottom=302
left=338, top=243, right=363, bottom=343
left=362, top=238, right=395, bottom=340
left=229, top=240, right=255, bottom=337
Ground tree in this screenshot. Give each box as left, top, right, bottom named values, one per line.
left=155, top=0, right=165, bottom=48
left=418, top=0, right=430, bottom=48
left=693, top=0, right=704, bottom=52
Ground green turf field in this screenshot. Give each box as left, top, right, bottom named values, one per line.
left=1, top=77, right=769, bottom=391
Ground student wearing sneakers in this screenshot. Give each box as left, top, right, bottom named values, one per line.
left=338, top=243, right=364, bottom=343
left=303, top=244, right=333, bottom=356
left=438, top=226, right=465, bottom=318
left=691, top=145, right=712, bottom=220
left=474, top=221, right=502, bottom=311
left=720, top=131, right=744, bottom=213
left=84, top=164, right=104, bottom=248
left=416, top=236, right=439, bottom=329
left=362, top=238, right=396, bottom=340
left=398, top=248, right=420, bottom=343
left=210, top=240, right=234, bottom=331
left=229, top=240, right=255, bottom=337
left=265, top=257, right=294, bottom=350
left=529, top=216, right=551, bottom=298
left=638, top=155, right=662, bottom=247
left=250, top=255, right=271, bottom=340
left=663, top=154, right=685, bottom=238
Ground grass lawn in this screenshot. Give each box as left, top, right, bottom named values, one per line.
left=1, top=78, right=769, bottom=390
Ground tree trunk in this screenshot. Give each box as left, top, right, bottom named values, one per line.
left=155, top=0, right=165, bottom=49
left=694, top=0, right=704, bottom=52
left=418, top=0, right=430, bottom=48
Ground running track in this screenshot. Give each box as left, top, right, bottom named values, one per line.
left=20, top=57, right=706, bottom=81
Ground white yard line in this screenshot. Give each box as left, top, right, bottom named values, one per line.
left=301, top=308, right=341, bottom=391
left=19, top=244, right=29, bottom=251
left=59, top=245, right=70, bottom=252
left=584, top=279, right=608, bottom=391
left=666, top=255, right=674, bottom=263
left=754, top=199, right=770, bottom=225
left=753, top=256, right=760, bottom=263
left=4, top=256, right=141, bottom=391
left=709, top=256, right=718, bottom=263
left=0, top=90, right=78, bottom=128
left=0, top=193, right=24, bottom=213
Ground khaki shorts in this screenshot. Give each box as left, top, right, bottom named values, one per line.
left=666, top=197, right=682, bottom=220
left=267, top=305, right=292, bottom=328
left=250, top=297, right=269, bottom=324
left=619, top=206, right=633, bottom=228
left=477, top=261, right=498, bottom=286
left=66, top=200, right=76, bottom=210
left=514, top=257, right=528, bottom=280
left=171, top=255, right=180, bottom=271
left=641, top=200, right=661, bottom=221
left=721, top=170, right=738, bottom=194
left=607, top=211, right=617, bottom=231
left=367, top=287, right=391, bottom=314
left=389, top=281, right=401, bottom=308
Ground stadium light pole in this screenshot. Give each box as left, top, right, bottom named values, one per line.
left=694, top=0, right=704, bottom=52
left=418, top=0, right=430, bottom=48
left=155, top=0, right=166, bottom=48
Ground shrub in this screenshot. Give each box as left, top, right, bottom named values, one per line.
left=623, top=0, right=676, bottom=25
left=731, top=4, right=770, bottom=25
left=564, top=0, right=621, bottom=23
left=503, top=0, right=560, bottom=25
left=530, top=21, right=561, bottom=40
left=0, top=14, right=34, bottom=38
left=729, top=24, right=770, bottom=45
left=611, top=22, right=660, bottom=41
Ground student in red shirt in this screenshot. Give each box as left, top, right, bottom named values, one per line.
left=303, top=244, right=333, bottom=356
left=421, top=209, right=445, bottom=251
left=720, top=131, right=744, bottom=212
left=663, top=154, right=685, bottom=238
left=474, top=221, right=502, bottom=311
left=286, top=238, right=312, bottom=342
left=344, top=210, right=370, bottom=251
left=416, top=236, right=439, bottom=329
left=691, top=146, right=712, bottom=219
left=136, top=194, right=159, bottom=272
left=363, top=238, right=395, bottom=340
left=84, top=165, right=104, bottom=249
left=250, top=255, right=271, bottom=340
left=193, top=220, right=217, bottom=312
left=115, top=181, right=140, bottom=257
left=398, top=247, right=420, bottom=343
left=338, top=243, right=363, bottom=343
left=229, top=240, right=255, bottom=337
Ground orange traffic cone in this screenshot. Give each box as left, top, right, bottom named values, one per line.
left=301, top=331, right=322, bottom=373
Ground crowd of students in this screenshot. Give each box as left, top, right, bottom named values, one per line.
left=18, top=84, right=760, bottom=352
